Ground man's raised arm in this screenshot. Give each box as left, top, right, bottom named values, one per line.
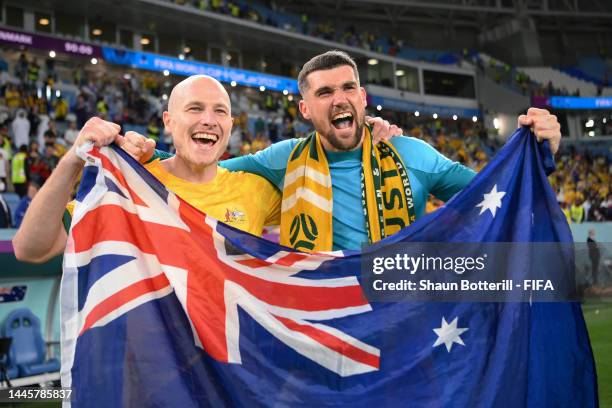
left=13, top=117, right=122, bottom=263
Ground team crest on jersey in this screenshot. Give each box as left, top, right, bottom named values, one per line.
left=224, top=207, right=247, bottom=225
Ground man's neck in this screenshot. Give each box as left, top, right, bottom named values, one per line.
left=161, top=156, right=218, bottom=183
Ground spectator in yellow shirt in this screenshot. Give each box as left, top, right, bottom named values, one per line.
left=5, top=84, right=21, bottom=111
left=569, top=198, right=585, bottom=224
left=54, top=96, right=68, bottom=121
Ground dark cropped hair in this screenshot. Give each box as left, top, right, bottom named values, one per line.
left=297, top=50, right=359, bottom=95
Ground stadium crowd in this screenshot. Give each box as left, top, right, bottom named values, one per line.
left=169, top=0, right=611, bottom=102
left=170, top=0, right=448, bottom=63
left=168, top=0, right=612, bottom=101
left=552, top=152, right=611, bottom=223
left=472, top=53, right=585, bottom=99
left=0, top=49, right=610, bottom=229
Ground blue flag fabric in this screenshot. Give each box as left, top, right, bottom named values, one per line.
left=61, top=127, right=597, bottom=407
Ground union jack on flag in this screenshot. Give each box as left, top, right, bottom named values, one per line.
left=62, top=143, right=380, bottom=382
left=61, top=129, right=597, bottom=408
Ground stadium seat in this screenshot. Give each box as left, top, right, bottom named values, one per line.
left=2, top=308, right=60, bottom=377
left=517, top=66, right=597, bottom=96
left=1, top=193, right=20, bottom=227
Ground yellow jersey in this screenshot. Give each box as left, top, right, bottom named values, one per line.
left=144, top=159, right=280, bottom=235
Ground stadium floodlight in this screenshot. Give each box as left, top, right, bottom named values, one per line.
left=91, top=58, right=98, bottom=65
left=368, top=59, right=378, bottom=66
left=414, top=111, right=420, bottom=117
left=49, top=50, right=56, bottom=58
left=55, top=90, right=61, bottom=98
left=183, top=46, right=191, bottom=54
left=585, top=119, right=594, bottom=128
left=123, top=73, right=131, bottom=80
left=230, top=81, right=237, bottom=87
left=92, top=28, right=102, bottom=36
left=376, top=105, right=382, bottom=111
left=433, top=113, right=438, bottom=119
left=162, top=94, right=168, bottom=101
left=472, top=116, right=478, bottom=122
left=140, top=37, right=150, bottom=46
left=163, top=70, right=170, bottom=77
left=395, top=70, right=405, bottom=76
left=39, top=18, right=50, bottom=26
left=283, top=90, right=289, bottom=95
left=588, top=131, right=595, bottom=137
left=452, top=115, right=458, bottom=121
left=603, top=118, right=607, bottom=124
left=493, top=118, right=500, bottom=129
left=178, top=54, right=185, bottom=60
left=259, top=86, right=266, bottom=92
left=288, top=95, right=294, bottom=101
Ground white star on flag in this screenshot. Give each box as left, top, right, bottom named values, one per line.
left=433, top=317, right=468, bottom=352
left=476, top=184, right=506, bottom=217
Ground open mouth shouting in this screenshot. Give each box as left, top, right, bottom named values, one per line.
left=324, top=107, right=363, bottom=151
left=331, top=112, right=354, bottom=130
left=191, top=131, right=220, bottom=150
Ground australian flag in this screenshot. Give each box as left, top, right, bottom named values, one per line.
left=61, top=127, right=597, bottom=407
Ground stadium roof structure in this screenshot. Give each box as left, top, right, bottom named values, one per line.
left=283, top=0, right=612, bottom=33
left=14, top=0, right=476, bottom=69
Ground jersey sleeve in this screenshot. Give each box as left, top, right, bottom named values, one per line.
left=219, top=139, right=300, bottom=190
left=427, top=163, right=476, bottom=201
left=262, top=180, right=281, bottom=226
left=391, top=136, right=476, bottom=202
left=148, top=149, right=174, bottom=163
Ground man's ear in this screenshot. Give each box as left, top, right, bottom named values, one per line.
left=360, top=87, right=367, bottom=107
left=299, top=100, right=311, bottom=120
left=162, top=111, right=172, bottom=134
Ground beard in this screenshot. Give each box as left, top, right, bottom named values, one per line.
left=319, top=103, right=365, bottom=151
left=323, top=122, right=364, bottom=151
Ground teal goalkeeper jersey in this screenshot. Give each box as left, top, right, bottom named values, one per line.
left=220, top=136, right=476, bottom=251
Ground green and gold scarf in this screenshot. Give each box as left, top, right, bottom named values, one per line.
left=280, top=128, right=415, bottom=252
